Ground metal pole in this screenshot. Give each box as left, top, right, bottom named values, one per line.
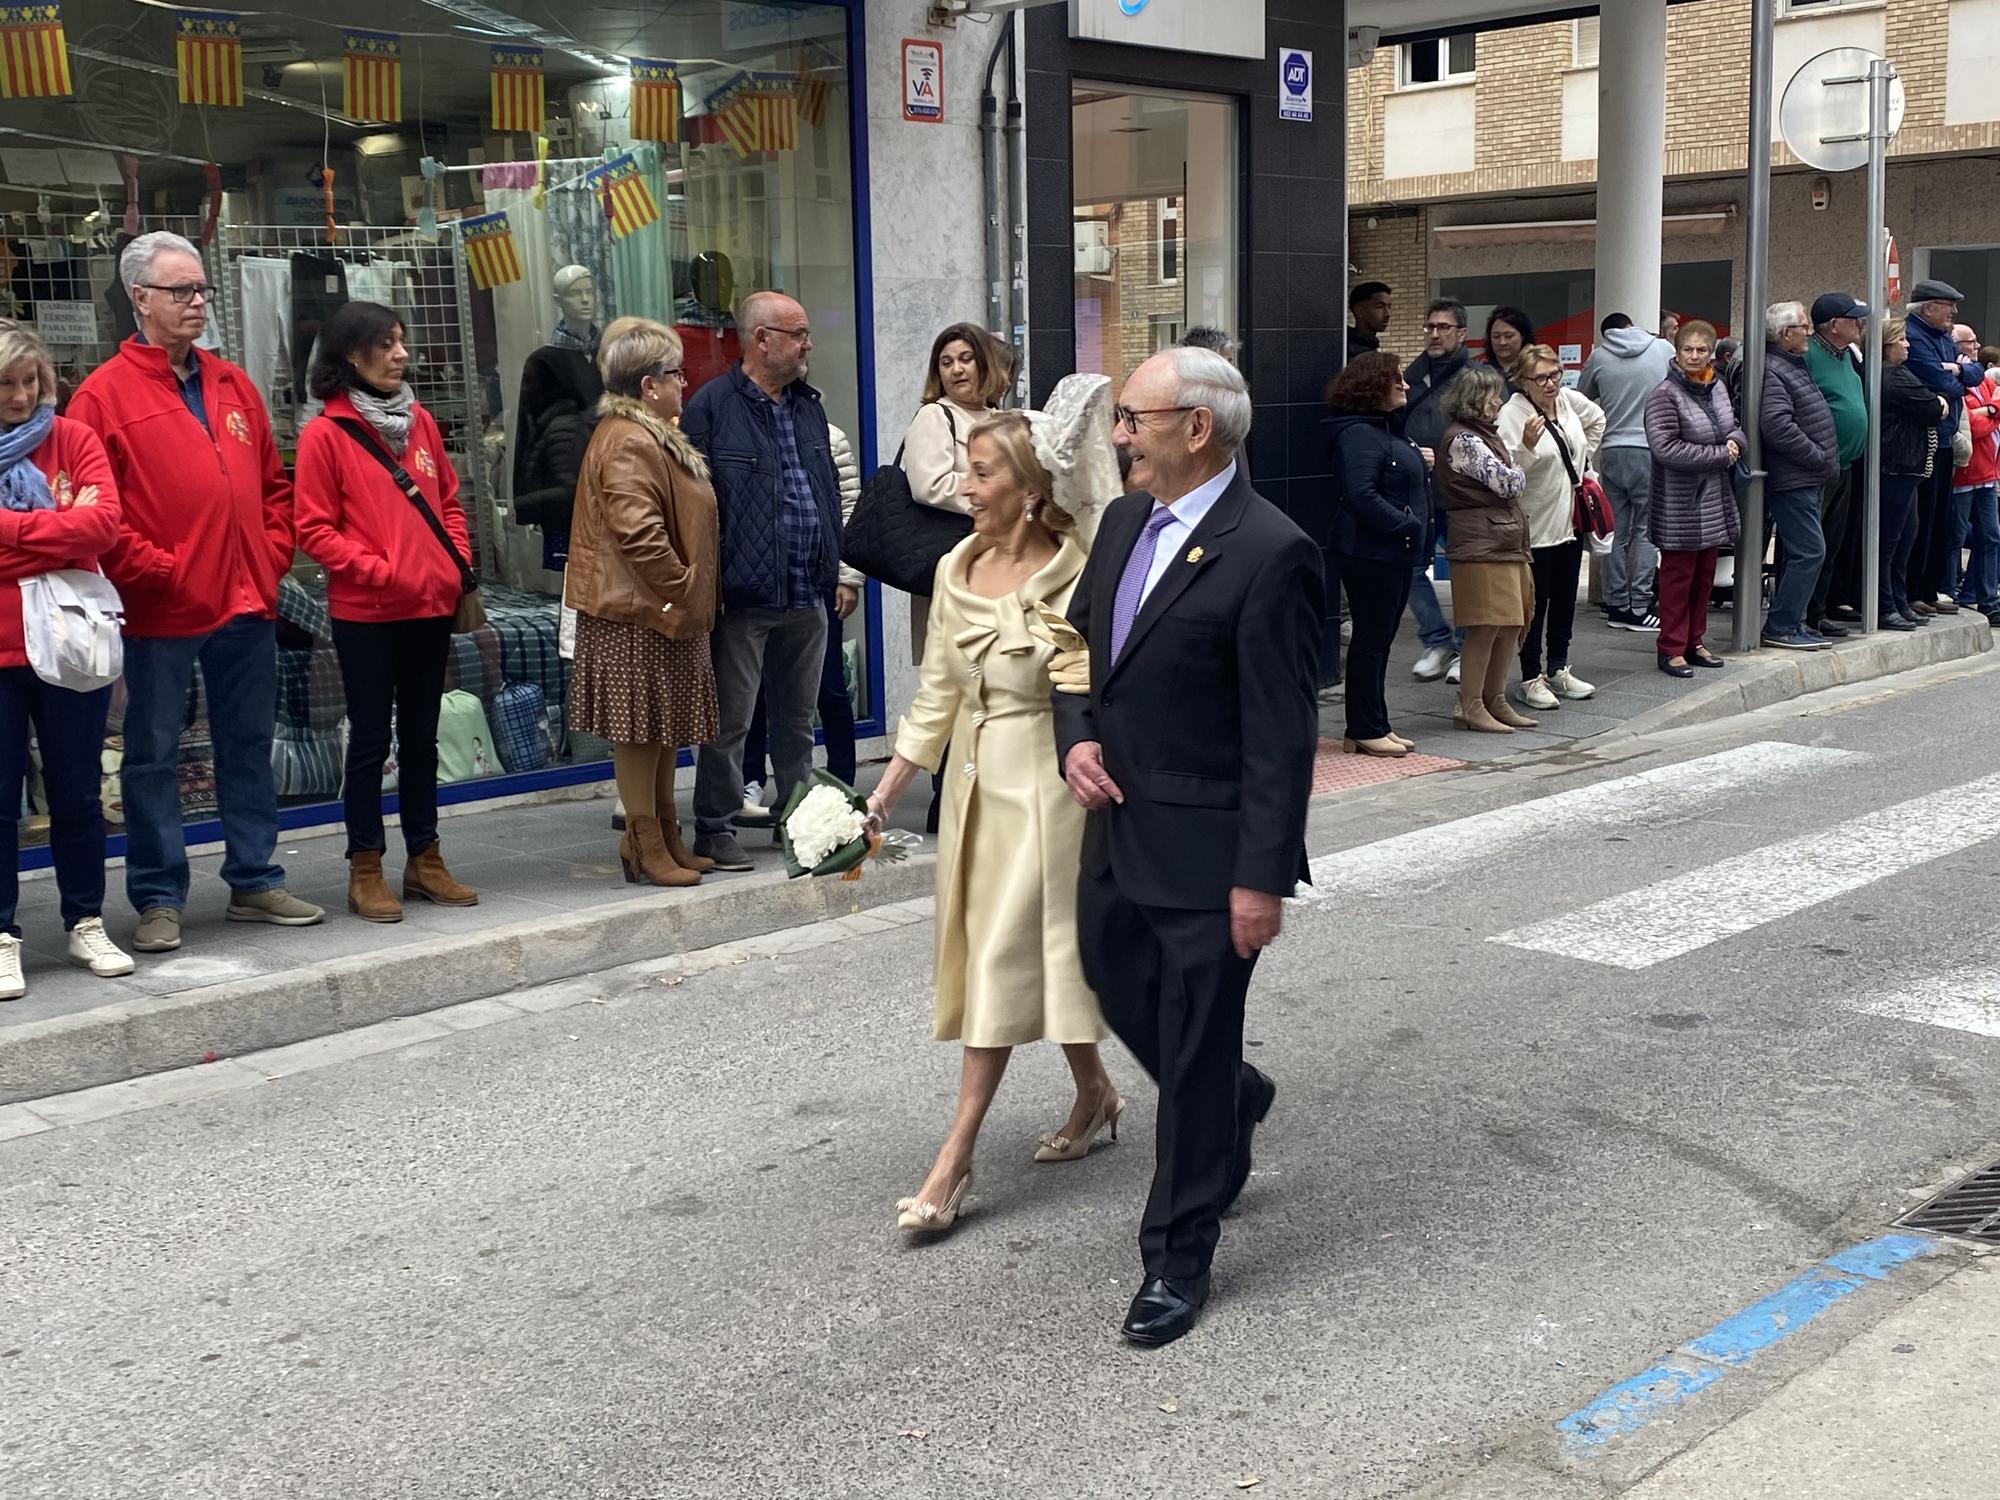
left=1733, top=0, right=1775, bottom=653
left=1334, top=0, right=1350, bottom=370
left=1003, top=15, right=1028, bottom=405
left=1861, top=58, right=1889, bottom=634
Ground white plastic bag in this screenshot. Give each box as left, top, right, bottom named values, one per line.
left=557, top=566, right=577, bottom=661
left=20, top=568, right=124, bottom=691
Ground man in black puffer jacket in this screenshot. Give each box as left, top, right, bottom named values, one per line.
left=1758, top=300, right=1841, bottom=650
left=680, top=290, right=842, bottom=871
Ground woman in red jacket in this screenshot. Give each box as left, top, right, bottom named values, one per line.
left=0, top=321, right=134, bottom=997
left=294, top=302, right=478, bottom=923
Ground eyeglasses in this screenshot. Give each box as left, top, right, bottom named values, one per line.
left=761, top=324, right=811, bottom=342
left=654, top=366, right=687, bottom=383
left=1423, top=321, right=1464, bottom=335
left=1529, top=370, right=1563, bottom=386
left=140, top=282, right=211, bottom=305
left=1113, top=404, right=1197, bottom=433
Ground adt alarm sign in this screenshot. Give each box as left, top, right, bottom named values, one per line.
left=1279, top=48, right=1312, bottom=123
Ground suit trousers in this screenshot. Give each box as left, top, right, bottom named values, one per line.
left=1080, top=867, right=1260, bottom=1283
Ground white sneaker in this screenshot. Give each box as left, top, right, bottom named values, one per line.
left=1412, top=645, right=1452, bottom=681
left=737, top=781, right=775, bottom=827
left=1445, top=655, right=1462, bottom=685
left=1519, top=675, right=1561, bottom=711
left=1547, top=666, right=1597, bottom=700
left=0, top=933, right=22, bottom=1000
left=68, top=916, right=136, bottom=977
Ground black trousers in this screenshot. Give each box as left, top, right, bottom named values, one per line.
left=332, top=616, right=453, bottom=858
left=1080, top=868, right=1261, bottom=1282
left=1335, top=555, right=1411, bottom=739
left=1810, top=462, right=1858, bottom=626
left=1521, top=538, right=1583, bottom=679
left=1910, top=463, right=1956, bottom=604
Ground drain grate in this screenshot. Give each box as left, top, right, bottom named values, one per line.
left=1897, top=1159, right=2000, bottom=1245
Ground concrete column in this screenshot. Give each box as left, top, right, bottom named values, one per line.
left=1595, top=0, right=1669, bottom=327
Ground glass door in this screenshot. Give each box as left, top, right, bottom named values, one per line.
left=1072, top=85, right=1239, bottom=396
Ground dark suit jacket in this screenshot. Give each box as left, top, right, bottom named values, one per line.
left=1052, top=464, right=1323, bottom=912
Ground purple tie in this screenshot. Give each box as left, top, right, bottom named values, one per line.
left=1110, top=506, right=1178, bottom=663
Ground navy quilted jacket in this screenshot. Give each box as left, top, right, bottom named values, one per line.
left=680, top=364, right=841, bottom=610
left=1758, top=346, right=1840, bottom=495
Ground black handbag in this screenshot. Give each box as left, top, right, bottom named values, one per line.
left=840, top=405, right=972, bottom=597
left=331, top=417, right=487, bottom=633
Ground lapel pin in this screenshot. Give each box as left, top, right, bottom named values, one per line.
left=1186, top=546, right=1204, bottom=564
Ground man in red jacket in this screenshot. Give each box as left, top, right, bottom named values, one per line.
left=68, top=232, right=323, bottom=951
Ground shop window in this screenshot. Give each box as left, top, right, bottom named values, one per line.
left=1399, top=34, right=1476, bottom=89
left=6, top=0, right=862, bottom=849
left=1573, top=17, right=1599, bottom=69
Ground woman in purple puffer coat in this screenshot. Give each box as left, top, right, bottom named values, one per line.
left=1645, top=319, right=1746, bottom=678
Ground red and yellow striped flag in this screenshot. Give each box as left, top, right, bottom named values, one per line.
left=629, top=57, right=679, bottom=145
left=0, top=4, right=70, bottom=98
left=584, top=154, right=659, bottom=240
left=175, top=10, right=242, bottom=108
left=795, top=68, right=828, bottom=129
left=343, top=28, right=401, bottom=123
left=713, top=74, right=799, bottom=157
left=489, top=43, right=542, bottom=133
left=460, top=211, right=523, bottom=291
left=759, top=75, right=798, bottom=151
left=710, top=75, right=759, bottom=157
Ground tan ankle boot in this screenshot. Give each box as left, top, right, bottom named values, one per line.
left=628, top=816, right=700, bottom=888
left=1454, top=699, right=1513, bottom=734
left=1487, top=696, right=1539, bottom=730
left=403, top=842, right=479, bottom=906
left=348, top=850, right=403, bottom=922
left=660, top=813, right=715, bottom=873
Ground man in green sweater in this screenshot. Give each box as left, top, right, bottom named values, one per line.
left=1804, top=291, right=1872, bottom=632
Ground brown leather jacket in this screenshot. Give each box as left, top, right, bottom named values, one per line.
left=1438, top=418, right=1531, bottom=565
left=565, top=395, right=719, bottom=639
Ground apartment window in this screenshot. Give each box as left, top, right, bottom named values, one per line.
left=1399, top=34, right=1476, bottom=88
left=1157, top=196, right=1182, bottom=285
left=1780, top=0, right=1864, bottom=12
left=1573, top=17, right=1599, bottom=69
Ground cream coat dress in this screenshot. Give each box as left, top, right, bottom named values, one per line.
left=894, top=533, right=1104, bottom=1047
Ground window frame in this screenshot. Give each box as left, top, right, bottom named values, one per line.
left=1156, top=195, right=1181, bottom=286
left=1572, top=16, right=1599, bottom=70
left=1397, top=34, right=1477, bottom=91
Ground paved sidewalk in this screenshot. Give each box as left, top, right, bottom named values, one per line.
left=1623, top=1256, right=2000, bottom=1499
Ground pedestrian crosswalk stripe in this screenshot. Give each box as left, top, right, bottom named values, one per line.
left=1853, top=972, right=2000, bottom=1039
left=1490, top=771, right=2000, bottom=970
left=1297, top=742, right=1858, bottom=902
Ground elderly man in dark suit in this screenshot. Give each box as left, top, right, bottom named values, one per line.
left=1052, top=347, right=1322, bottom=1347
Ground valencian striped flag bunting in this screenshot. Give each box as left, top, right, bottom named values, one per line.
left=584, top=153, right=659, bottom=239
left=175, top=9, right=242, bottom=107
left=460, top=211, right=523, bottom=291
left=711, top=73, right=797, bottom=157
left=795, top=67, right=828, bottom=129
left=489, top=43, right=542, bottom=133
left=0, top=4, right=71, bottom=98
left=343, top=28, right=402, bottom=123
left=629, top=57, right=680, bottom=145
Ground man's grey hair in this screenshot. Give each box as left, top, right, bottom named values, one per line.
left=1164, top=345, right=1252, bottom=456
left=120, top=231, right=203, bottom=296
left=1179, top=326, right=1239, bottom=362
left=1764, top=300, right=1809, bottom=341
left=737, top=289, right=798, bottom=333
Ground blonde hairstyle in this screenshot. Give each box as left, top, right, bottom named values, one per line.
left=596, top=317, right=669, bottom=380
left=1518, top=343, right=1563, bottom=378
left=0, top=320, right=56, bottom=409
left=1883, top=315, right=1909, bottom=347
left=600, top=322, right=686, bottom=398
left=1676, top=319, right=1719, bottom=354
left=967, top=412, right=1073, bottom=536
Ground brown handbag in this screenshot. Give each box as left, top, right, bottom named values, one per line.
left=331, top=417, right=485, bottom=633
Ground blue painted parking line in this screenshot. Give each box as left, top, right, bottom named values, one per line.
left=1556, top=1233, right=1937, bottom=1453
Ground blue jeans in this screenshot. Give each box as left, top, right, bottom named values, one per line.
left=1409, top=566, right=1463, bottom=651
left=1763, top=485, right=1828, bottom=636
left=122, top=615, right=285, bottom=913
left=0, top=667, right=111, bottom=935
left=1953, top=484, right=2000, bottom=610
left=1879, top=472, right=1922, bottom=620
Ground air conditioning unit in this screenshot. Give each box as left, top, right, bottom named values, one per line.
left=1074, top=219, right=1111, bottom=275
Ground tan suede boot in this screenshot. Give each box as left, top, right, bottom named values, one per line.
left=660, top=813, right=715, bottom=873
left=403, top=842, right=479, bottom=906
left=1486, top=696, right=1540, bottom=730
left=623, top=816, right=700, bottom=888
left=347, top=850, right=404, bottom=923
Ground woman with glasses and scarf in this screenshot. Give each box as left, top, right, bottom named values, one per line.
left=0, top=321, right=134, bottom=998
left=1498, top=345, right=1605, bottom=713
left=297, top=301, right=480, bottom=923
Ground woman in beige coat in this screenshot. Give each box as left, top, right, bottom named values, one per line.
left=867, top=375, right=1122, bottom=1234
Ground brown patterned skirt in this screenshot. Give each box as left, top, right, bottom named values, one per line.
left=570, top=612, right=719, bottom=748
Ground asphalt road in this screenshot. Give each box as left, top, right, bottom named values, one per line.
left=5, top=660, right=2000, bottom=1499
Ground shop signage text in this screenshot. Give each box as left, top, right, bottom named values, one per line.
left=1279, top=48, right=1312, bottom=123
left=1069, top=0, right=1265, bottom=62
left=33, top=301, right=98, bottom=347
left=902, top=38, right=943, bottom=124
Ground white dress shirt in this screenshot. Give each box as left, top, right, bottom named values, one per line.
left=1137, top=460, right=1236, bottom=609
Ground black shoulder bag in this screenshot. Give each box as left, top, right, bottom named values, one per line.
left=332, top=417, right=487, bottom=633
left=839, top=404, right=974, bottom=597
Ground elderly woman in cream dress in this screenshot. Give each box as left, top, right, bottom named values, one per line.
left=867, top=375, right=1123, bottom=1234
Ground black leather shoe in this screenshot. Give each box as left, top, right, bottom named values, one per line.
left=1224, top=1068, right=1277, bottom=1213
left=1121, top=1274, right=1210, bottom=1346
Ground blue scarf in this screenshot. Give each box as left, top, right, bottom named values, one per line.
left=0, top=405, right=55, bottom=512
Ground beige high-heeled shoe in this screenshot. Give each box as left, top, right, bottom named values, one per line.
left=896, top=1170, right=972, bottom=1233
left=1034, top=1094, right=1126, bottom=1163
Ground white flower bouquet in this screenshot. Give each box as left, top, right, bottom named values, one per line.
left=778, top=771, right=917, bottom=880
